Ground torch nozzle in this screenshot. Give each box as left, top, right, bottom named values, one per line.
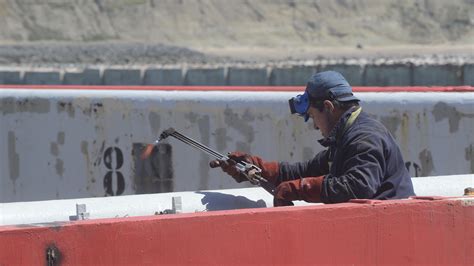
left=141, top=128, right=176, bottom=160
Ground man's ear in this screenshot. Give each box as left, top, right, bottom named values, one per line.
left=323, top=100, right=334, bottom=113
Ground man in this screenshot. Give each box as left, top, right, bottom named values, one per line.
left=210, top=71, right=415, bottom=206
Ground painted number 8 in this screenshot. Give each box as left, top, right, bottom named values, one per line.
left=103, top=147, right=125, bottom=196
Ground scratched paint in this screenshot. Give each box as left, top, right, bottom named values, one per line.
left=50, top=132, right=65, bottom=156
left=223, top=107, right=255, bottom=152
left=57, top=101, right=75, bottom=118
left=0, top=89, right=473, bottom=202
left=214, top=127, right=229, bottom=151
left=148, top=112, right=161, bottom=136
left=430, top=101, right=474, bottom=133
left=400, top=112, right=410, bottom=155
left=50, top=142, right=59, bottom=156
left=418, top=149, right=434, bottom=176
left=466, top=144, right=474, bottom=173
left=81, top=141, right=96, bottom=191
left=55, top=158, right=64, bottom=178
left=1, top=97, right=50, bottom=114
left=57, top=132, right=65, bottom=145
left=7, top=131, right=19, bottom=184
left=380, top=113, right=401, bottom=138
left=198, top=115, right=210, bottom=190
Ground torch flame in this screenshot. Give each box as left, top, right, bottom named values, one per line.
left=140, top=144, right=155, bottom=160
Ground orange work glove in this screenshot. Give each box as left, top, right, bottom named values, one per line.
left=209, top=151, right=279, bottom=184
left=273, top=176, right=324, bottom=207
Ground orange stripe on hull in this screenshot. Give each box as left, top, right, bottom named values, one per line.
left=0, top=85, right=473, bottom=92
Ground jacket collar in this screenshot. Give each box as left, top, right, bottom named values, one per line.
left=318, top=106, right=362, bottom=147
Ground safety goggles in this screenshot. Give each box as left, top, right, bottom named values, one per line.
left=288, top=91, right=310, bottom=122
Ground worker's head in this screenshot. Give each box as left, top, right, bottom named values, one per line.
left=289, top=71, right=360, bottom=137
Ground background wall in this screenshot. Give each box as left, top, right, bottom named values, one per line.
left=0, top=62, right=473, bottom=86
left=2, top=87, right=473, bottom=202
left=0, top=0, right=472, bottom=86
left=1, top=1, right=473, bottom=202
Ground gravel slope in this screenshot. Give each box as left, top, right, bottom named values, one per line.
left=0, top=0, right=472, bottom=66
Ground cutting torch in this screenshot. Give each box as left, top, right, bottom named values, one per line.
left=141, top=127, right=275, bottom=195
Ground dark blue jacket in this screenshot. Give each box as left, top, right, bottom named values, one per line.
left=279, top=107, right=415, bottom=203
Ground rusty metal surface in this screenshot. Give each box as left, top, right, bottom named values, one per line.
left=1, top=88, right=473, bottom=202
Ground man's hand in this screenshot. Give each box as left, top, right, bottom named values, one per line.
left=209, top=154, right=248, bottom=183
left=273, top=176, right=324, bottom=206
left=209, top=152, right=279, bottom=184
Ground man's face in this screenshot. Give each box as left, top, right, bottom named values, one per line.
left=307, top=105, right=331, bottom=138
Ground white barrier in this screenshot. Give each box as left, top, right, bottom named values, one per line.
left=1, top=88, right=473, bottom=202
left=0, top=174, right=471, bottom=226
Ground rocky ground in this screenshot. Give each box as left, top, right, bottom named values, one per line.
left=0, top=42, right=226, bottom=66
left=0, top=42, right=472, bottom=68
left=0, top=0, right=472, bottom=67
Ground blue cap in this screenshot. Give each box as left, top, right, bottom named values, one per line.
left=305, top=71, right=359, bottom=102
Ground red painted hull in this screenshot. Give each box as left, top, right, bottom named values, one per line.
left=1, top=197, right=473, bottom=265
